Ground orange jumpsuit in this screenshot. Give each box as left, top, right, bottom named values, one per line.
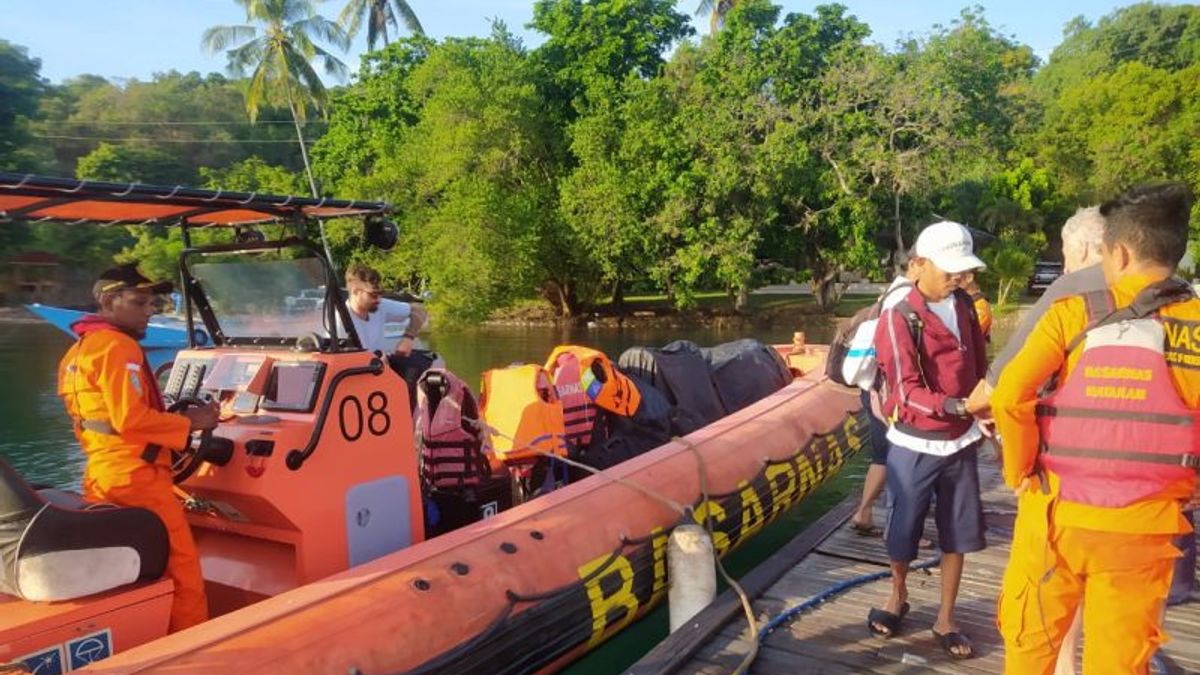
left=58, top=323, right=208, bottom=632
left=973, top=293, right=993, bottom=340
left=992, top=273, right=1196, bottom=674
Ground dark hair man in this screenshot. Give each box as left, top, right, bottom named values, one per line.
left=58, top=263, right=218, bottom=631
left=341, top=263, right=428, bottom=355
left=993, top=183, right=1200, bottom=673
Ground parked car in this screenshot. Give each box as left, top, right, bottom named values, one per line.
left=1028, top=260, right=1063, bottom=295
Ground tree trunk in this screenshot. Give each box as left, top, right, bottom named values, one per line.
left=893, top=190, right=904, bottom=269
left=734, top=284, right=750, bottom=313
left=812, top=270, right=844, bottom=312
left=558, top=281, right=575, bottom=318
left=610, top=278, right=625, bottom=315
left=285, top=88, right=336, bottom=273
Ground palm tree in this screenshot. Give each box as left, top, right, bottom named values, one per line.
left=696, top=0, right=740, bottom=34
left=338, top=0, right=424, bottom=51
left=202, top=0, right=350, bottom=198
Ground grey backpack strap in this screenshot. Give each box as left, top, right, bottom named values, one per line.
left=1065, top=279, right=1195, bottom=354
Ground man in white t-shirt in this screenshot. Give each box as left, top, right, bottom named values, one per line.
left=342, top=264, right=428, bottom=355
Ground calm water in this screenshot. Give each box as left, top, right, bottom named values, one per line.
left=0, top=315, right=861, bottom=673
left=0, top=318, right=835, bottom=488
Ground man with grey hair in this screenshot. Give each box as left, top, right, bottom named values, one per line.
left=985, top=206, right=1105, bottom=385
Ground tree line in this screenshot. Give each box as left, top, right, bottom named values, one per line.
left=2, top=1, right=1199, bottom=323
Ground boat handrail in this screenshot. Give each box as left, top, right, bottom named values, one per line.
left=284, top=357, right=386, bottom=471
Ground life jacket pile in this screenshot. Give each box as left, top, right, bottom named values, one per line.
left=1036, top=282, right=1200, bottom=508
left=480, top=364, right=569, bottom=465
left=544, top=345, right=641, bottom=453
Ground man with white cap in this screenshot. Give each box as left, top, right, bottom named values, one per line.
left=867, top=221, right=989, bottom=660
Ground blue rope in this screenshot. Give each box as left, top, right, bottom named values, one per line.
left=755, top=554, right=943, bottom=642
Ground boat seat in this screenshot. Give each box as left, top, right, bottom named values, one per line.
left=36, top=487, right=102, bottom=510
left=0, top=459, right=168, bottom=602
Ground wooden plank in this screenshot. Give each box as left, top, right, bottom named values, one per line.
left=626, top=497, right=859, bottom=675
left=633, top=449, right=1200, bottom=675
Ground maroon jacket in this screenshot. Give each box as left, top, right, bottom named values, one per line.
left=873, top=287, right=987, bottom=439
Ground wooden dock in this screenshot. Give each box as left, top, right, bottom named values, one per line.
left=629, top=450, right=1200, bottom=674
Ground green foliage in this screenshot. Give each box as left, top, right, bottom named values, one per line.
left=200, top=155, right=306, bottom=194
left=75, top=143, right=195, bottom=184
left=981, top=243, right=1035, bottom=307
left=10, top=1, right=1200, bottom=322
left=530, top=0, right=693, bottom=116
left=202, top=0, right=350, bottom=121
left=338, top=0, right=424, bottom=51
left=0, top=40, right=49, bottom=172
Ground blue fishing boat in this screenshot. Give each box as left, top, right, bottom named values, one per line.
left=25, top=302, right=410, bottom=375
left=24, top=303, right=206, bottom=375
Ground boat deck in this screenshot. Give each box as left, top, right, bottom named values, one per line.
left=629, top=446, right=1200, bottom=674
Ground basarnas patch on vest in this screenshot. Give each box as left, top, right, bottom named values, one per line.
left=1162, top=318, right=1200, bottom=370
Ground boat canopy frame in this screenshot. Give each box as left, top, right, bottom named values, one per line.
left=0, top=173, right=390, bottom=227
left=0, top=172, right=393, bottom=353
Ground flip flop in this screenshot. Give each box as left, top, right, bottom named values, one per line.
left=849, top=520, right=882, bottom=537
left=932, top=629, right=975, bottom=660
left=866, top=602, right=909, bottom=638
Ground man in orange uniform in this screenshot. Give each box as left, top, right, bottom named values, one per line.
left=58, top=264, right=218, bottom=632
left=992, top=183, right=1200, bottom=674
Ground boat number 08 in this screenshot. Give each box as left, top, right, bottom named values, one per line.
left=338, top=392, right=391, bottom=441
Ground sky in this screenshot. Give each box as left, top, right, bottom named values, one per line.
left=2, top=0, right=1170, bottom=85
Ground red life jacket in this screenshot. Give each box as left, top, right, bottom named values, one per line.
left=546, top=349, right=598, bottom=451
left=415, top=369, right=493, bottom=491
left=1037, top=286, right=1200, bottom=508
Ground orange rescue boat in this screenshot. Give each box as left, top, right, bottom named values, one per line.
left=0, top=173, right=864, bottom=674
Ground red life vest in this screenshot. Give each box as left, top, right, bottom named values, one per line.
left=1037, top=288, right=1200, bottom=508
left=415, top=369, right=494, bottom=491
left=545, top=348, right=599, bottom=451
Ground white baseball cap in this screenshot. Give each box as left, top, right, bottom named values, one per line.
left=913, top=221, right=986, bottom=274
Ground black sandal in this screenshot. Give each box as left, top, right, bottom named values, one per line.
left=849, top=520, right=882, bottom=537
left=932, top=629, right=975, bottom=659
left=866, top=602, right=909, bottom=638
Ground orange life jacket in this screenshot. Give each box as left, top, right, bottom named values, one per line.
left=544, top=346, right=642, bottom=453
left=1037, top=287, right=1200, bottom=507
left=544, top=345, right=641, bottom=417
left=480, top=364, right=568, bottom=465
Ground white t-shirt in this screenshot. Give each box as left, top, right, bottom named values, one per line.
left=925, top=295, right=961, bottom=342
left=340, top=298, right=411, bottom=353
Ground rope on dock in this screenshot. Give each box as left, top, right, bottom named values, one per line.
left=732, top=554, right=943, bottom=675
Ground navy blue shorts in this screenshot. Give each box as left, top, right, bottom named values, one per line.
left=884, top=441, right=986, bottom=563
left=860, top=389, right=888, bottom=466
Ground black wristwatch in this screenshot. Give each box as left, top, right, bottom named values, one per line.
left=945, top=397, right=968, bottom=417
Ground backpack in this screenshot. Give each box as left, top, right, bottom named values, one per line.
left=826, top=281, right=917, bottom=389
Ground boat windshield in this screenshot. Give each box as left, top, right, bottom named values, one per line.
left=190, top=255, right=332, bottom=341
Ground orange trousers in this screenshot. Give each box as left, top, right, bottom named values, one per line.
left=998, top=490, right=1179, bottom=675
left=84, top=465, right=208, bottom=632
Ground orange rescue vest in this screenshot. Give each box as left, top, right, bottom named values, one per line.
left=544, top=346, right=641, bottom=452
left=480, top=364, right=568, bottom=465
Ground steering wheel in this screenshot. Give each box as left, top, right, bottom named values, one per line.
left=167, top=397, right=216, bottom=484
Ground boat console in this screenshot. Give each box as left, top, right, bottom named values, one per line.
left=163, top=351, right=423, bottom=614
